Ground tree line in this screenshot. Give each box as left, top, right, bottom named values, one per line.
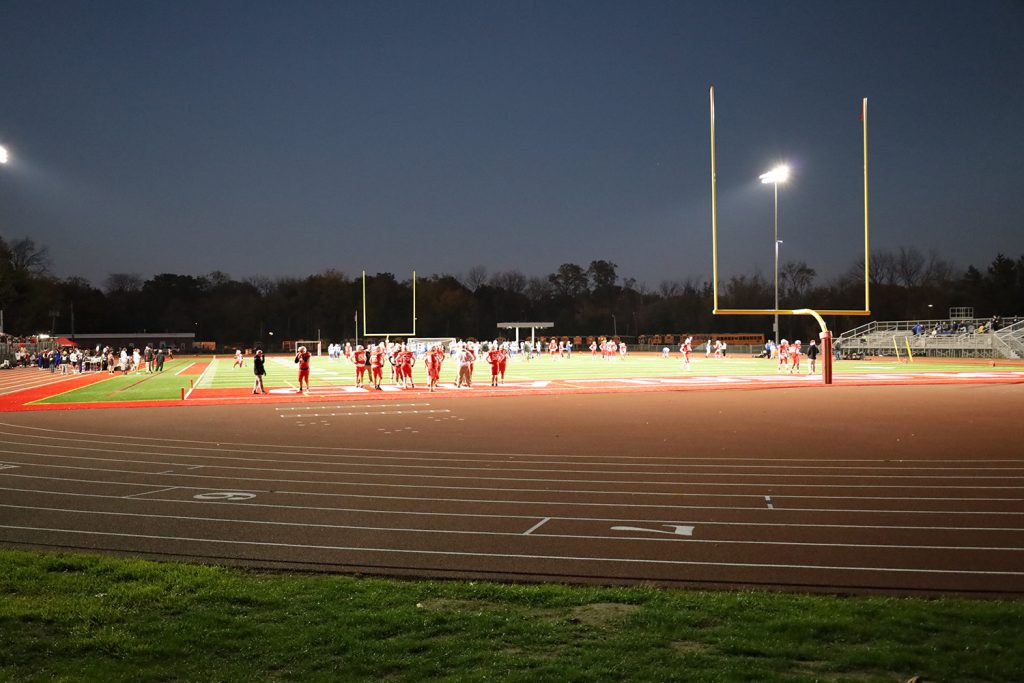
left=1, top=235, right=1021, bottom=348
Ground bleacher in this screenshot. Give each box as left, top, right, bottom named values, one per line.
left=836, top=315, right=1024, bottom=360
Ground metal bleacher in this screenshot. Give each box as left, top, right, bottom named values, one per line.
left=836, top=317, right=1024, bottom=360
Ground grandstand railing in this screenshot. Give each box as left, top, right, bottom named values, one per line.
left=837, top=317, right=1022, bottom=359
left=993, top=319, right=1024, bottom=359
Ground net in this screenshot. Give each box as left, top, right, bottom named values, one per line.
left=286, top=340, right=323, bottom=356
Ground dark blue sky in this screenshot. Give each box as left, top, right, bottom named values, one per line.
left=1, top=1, right=1022, bottom=288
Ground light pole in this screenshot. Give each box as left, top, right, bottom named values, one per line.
left=0, top=145, right=6, bottom=335
left=759, top=164, right=790, bottom=346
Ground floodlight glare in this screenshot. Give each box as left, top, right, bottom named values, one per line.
left=0, top=145, right=8, bottom=164
left=759, top=164, right=789, bottom=184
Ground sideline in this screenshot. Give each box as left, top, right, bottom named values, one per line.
left=184, top=356, right=216, bottom=400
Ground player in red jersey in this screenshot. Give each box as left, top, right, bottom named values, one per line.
left=352, top=345, right=367, bottom=387
left=397, top=344, right=416, bottom=388
left=485, top=344, right=503, bottom=386
left=681, top=336, right=693, bottom=370
left=370, top=343, right=385, bottom=390
left=424, top=344, right=444, bottom=392
left=790, top=340, right=802, bottom=373
left=497, top=344, right=509, bottom=384
left=294, top=345, right=311, bottom=393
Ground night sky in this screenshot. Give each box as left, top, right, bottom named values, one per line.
left=1, top=1, right=1022, bottom=288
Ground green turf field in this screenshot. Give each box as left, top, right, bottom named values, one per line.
left=29, top=352, right=1023, bottom=404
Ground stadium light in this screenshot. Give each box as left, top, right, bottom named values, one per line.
left=0, top=144, right=8, bottom=164
left=759, top=164, right=789, bottom=185
left=760, top=164, right=790, bottom=346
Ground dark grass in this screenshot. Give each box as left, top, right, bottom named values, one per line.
left=1, top=550, right=1021, bottom=682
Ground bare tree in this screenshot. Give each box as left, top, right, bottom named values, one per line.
left=461, top=266, right=488, bottom=291
left=104, top=273, right=143, bottom=294
left=246, top=275, right=276, bottom=297
left=489, top=269, right=527, bottom=294
left=780, top=261, right=817, bottom=300
left=9, top=237, right=50, bottom=275
left=921, top=250, right=956, bottom=286
left=524, top=276, right=551, bottom=303
left=895, top=247, right=925, bottom=287
left=658, top=280, right=683, bottom=297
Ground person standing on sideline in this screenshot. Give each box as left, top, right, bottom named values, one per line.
left=370, top=343, right=386, bottom=390
left=294, top=345, right=311, bottom=393
left=352, top=345, right=367, bottom=387
left=806, top=340, right=819, bottom=374
left=486, top=343, right=502, bottom=386
left=252, top=349, right=268, bottom=394
left=456, top=343, right=475, bottom=388
left=425, top=344, right=444, bottom=392
left=497, top=343, right=509, bottom=384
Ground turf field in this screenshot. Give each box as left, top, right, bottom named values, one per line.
left=20, top=352, right=1024, bottom=406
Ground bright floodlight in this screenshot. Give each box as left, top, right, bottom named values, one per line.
left=0, top=145, right=8, bottom=164
left=759, top=164, right=789, bottom=184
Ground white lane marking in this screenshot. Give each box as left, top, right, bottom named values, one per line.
left=4, top=472, right=1023, bottom=524
left=4, top=485, right=1023, bottom=534
left=6, top=421, right=1024, bottom=465
left=5, top=503, right=1022, bottom=552
left=610, top=524, right=694, bottom=537
left=0, top=464, right=18, bottom=471
left=4, top=448, right=1022, bottom=492
left=279, top=409, right=451, bottom=419
left=4, top=524, right=1022, bottom=576
left=523, top=518, right=550, bottom=535
left=5, top=460, right=1024, bottom=516
left=126, top=486, right=179, bottom=498
left=275, top=403, right=433, bottom=411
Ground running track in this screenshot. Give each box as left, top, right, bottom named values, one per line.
left=1, top=381, right=1022, bottom=596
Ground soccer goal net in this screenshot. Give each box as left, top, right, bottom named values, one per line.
left=286, top=340, right=323, bottom=356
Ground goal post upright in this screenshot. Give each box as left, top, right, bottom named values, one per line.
left=708, top=86, right=872, bottom=384
left=361, top=270, right=417, bottom=338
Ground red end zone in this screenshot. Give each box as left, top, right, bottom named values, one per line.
left=175, top=361, right=210, bottom=375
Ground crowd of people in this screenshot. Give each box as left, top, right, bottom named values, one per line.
left=912, top=315, right=1016, bottom=336
left=10, top=344, right=170, bottom=374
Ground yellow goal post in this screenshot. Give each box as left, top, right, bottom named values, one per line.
left=708, top=86, right=873, bottom=383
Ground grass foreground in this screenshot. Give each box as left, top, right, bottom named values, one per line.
left=1, top=550, right=1021, bottom=682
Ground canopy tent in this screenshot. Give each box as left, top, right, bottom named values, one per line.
left=56, top=337, right=78, bottom=347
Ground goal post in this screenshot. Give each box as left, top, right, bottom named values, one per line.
left=362, top=271, right=417, bottom=337
left=708, top=86, right=873, bottom=384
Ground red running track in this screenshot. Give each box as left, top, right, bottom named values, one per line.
left=0, top=382, right=1022, bottom=596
